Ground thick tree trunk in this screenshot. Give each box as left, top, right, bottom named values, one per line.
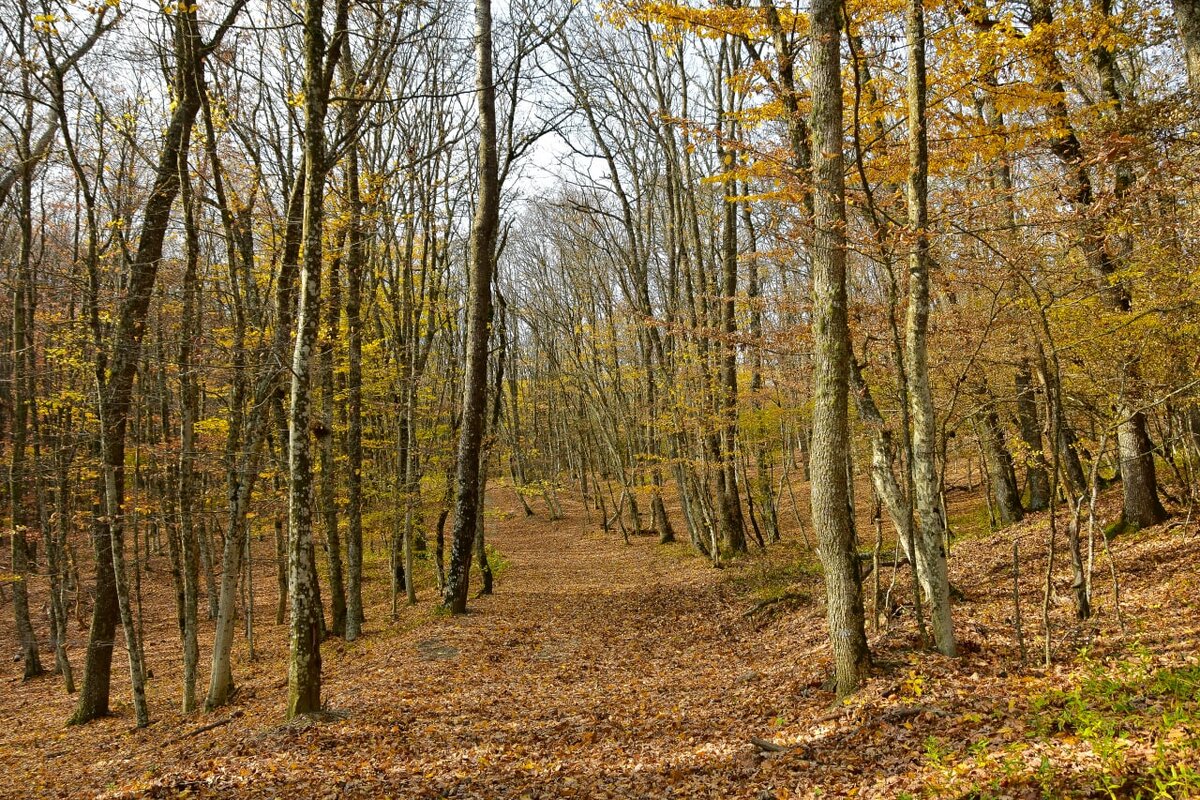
left=1118, top=411, right=1168, bottom=528
left=70, top=499, right=118, bottom=724
left=809, top=0, right=871, bottom=697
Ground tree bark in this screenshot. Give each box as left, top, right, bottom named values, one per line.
left=809, top=0, right=871, bottom=697
left=10, top=53, right=45, bottom=680
left=319, top=242, right=346, bottom=637
left=905, top=0, right=956, bottom=657
left=73, top=6, right=212, bottom=727
left=1015, top=364, right=1050, bottom=512
left=443, top=0, right=499, bottom=614
left=975, top=398, right=1024, bottom=525
left=1172, top=0, right=1200, bottom=93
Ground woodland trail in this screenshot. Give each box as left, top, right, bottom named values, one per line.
left=292, top=497, right=809, bottom=798
left=4, top=491, right=828, bottom=799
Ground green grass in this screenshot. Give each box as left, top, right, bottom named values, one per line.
left=946, top=495, right=994, bottom=541
left=726, top=538, right=823, bottom=603
left=481, top=544, right=510, bottom=580
left=914, top=645, right=1200, bottom=799
left=1026, top=647, right=1200, bottom=798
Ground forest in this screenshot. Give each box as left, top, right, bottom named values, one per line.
left=1, top=0, right=1199, bottom=794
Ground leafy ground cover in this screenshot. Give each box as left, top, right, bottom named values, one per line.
left=2, top=483, right=1198, bottom=798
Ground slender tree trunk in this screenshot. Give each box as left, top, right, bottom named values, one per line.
left=319, top=247, right=346, bottom=637
left=905, top=0, right=956, bottom=656
left=205, top=99, right=298, bottom=716
left=344, top=124, right=366, bottom=640
left=177, top=149, right=202, bottom=713
left=444, top=0, right=499, bottom=614
left=1030, top=0, right=1166, bottom=529
left=10, top=68, right=44, bottom=680
left=286, top=0, right=336, bottom=717
left=1015, top=364, right=1050, bottom=511
left=715, top=48, right=746, bottom=554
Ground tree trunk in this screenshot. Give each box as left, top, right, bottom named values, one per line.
left=1172, top=0, right=1200, bottom=93
left=319, top=247, right=346, bottom=638
left=74, top=7, right=211, bottom=727
left=905, top=0, right=956, bottom=657
left=715, top=49, right=746, bottom=555
left=1015, top=364, right=1050, bottom=512
left=177, top=149, right=202, bottom=713
left=286, top=0, right=337, bottom=718
left=444, top=0, right=499, bottom=614
left=1118, top=411, right=1168, bottom=529
left=809, top=0, right=871, bottom=697
left=10, top=71, right=45, bottom=681
left=344, top=115, right=366, bottom=640
left=976, top=400, right=1024, bottom=525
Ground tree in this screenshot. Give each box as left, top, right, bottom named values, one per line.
left=286, top=0, right=344, bottom=717
left=809, top=0, right=871, bottom=697
left=443, top=0, right=500, bottom=614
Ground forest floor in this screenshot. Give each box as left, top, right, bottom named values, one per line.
left=3, top=478, right=1200, bottom=799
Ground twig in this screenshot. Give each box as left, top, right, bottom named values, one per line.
left=166, top=710, right=244, bottom=746
left=743, top=590, right=811, bottom=618
left=750, top=736, right=791, bottom=752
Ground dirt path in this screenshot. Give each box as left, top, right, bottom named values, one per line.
left=2, top=494, right=824, bottom=799
left=290, top=501, right=812, bottom=798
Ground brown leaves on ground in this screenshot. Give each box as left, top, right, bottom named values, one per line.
left=2, top=486, right=1199, bottom=799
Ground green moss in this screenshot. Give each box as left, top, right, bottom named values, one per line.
left=1104, top=517, right=1140, bottom=541
left=947, top=495, right=994, bottom=541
